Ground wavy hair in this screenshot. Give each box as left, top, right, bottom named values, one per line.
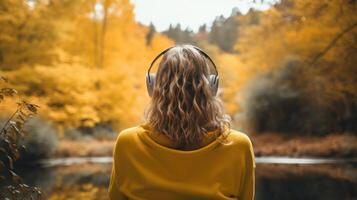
left=144, top=44, right=231, bottom=150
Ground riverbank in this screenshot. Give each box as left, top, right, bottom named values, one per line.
left=252, top=133, right=357, bottom=158
left=54, top=133, right=357, bottom=158
left=54, top=140, right=114, bottom=157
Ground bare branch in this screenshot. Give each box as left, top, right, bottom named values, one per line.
left=308, top=21, right=357, bottom=66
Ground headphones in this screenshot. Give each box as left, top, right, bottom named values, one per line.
left=146, top=45, right=219, bottom=97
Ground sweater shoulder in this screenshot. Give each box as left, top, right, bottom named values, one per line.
left=113, top=126, right=145, bottom=150
left=116, top=125, right=145, bottom=141
left=227, top=129, right=253, bottom=150
left=228, top=129, right=256, bottom=167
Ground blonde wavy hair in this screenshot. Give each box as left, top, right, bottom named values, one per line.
left=144, top=44, right=231, bottom=150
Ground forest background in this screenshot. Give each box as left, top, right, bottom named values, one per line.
left=0, top=0, right=356, bottom=159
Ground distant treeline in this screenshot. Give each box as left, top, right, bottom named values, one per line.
left=148, top=8, right=242, bottom=53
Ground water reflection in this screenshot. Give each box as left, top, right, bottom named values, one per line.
left=256, top=164, right=356, bottom=200
left=15, top=164, right=111, bottom=199
left=14, top=159, right=357, bottom=200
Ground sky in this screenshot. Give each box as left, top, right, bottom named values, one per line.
left=130, top=0, right=278, bottom=32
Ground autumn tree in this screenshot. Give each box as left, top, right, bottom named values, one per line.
left=236, top=0, right=357, bottom=134
left=208, top=9, right=241, bottom=53
left=0, top=0, right=173, bottom=134
left=0, top=0, right=57, bottom=70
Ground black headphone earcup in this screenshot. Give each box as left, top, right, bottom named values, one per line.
left=209, top=75, right=219, bottom=96
left=146, top=73, right=156, bottom=97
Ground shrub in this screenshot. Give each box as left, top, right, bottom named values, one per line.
left=64, top=123, right=117, bottom=141
left=91, top=123, right=117, bottom=140
left=19, top=117, right=58, bottom=161
left=0, top=77, right=42, bottom=199
left=241, top=58, right=357, bottom=135
left=63, top=127, right=84, bottom=141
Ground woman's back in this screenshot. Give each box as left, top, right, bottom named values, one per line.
left=109, top=45, right=255, bottom=199
left=108, top=125, right=255, bottom=200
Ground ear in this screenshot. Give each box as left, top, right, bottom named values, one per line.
left=146, top=73, right=156, bottom=97
left=209, top=75, right=219, bottom=96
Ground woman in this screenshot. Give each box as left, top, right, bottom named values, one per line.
left=108, top=44, right=255, bottom=200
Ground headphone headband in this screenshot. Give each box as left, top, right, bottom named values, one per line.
left=147, top=45, right=219, bottom=79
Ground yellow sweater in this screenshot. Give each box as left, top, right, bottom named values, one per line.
left=108, top=125, right=255, bottom=200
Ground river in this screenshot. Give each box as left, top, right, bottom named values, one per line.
left=13, top=157, right=357, bottom=200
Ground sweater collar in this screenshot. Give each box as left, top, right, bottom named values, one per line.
left=139, top=123, right=219, bottom=151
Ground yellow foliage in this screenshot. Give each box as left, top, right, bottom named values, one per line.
left=236, top=0, right=357, bottom=73
left=0, top=0, right=174, bottom=133
left=3, top=0, right=355, bottom=134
